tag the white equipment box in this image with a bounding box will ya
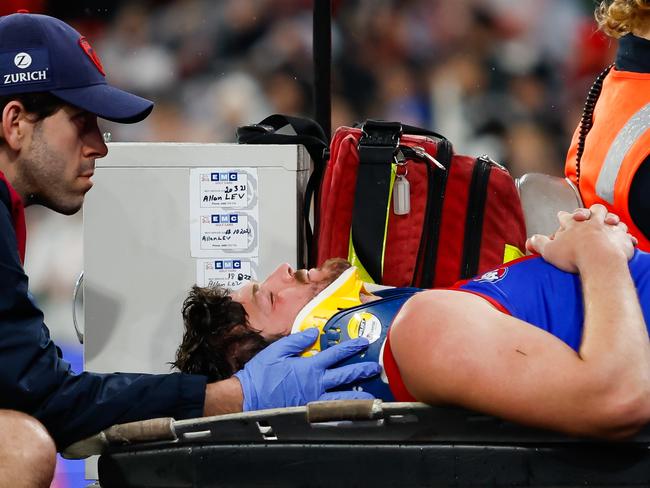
[82,143,310,375]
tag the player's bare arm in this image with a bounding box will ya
[390,204,650,439]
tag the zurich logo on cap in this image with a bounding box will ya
[1,47,50,86]
[14,52,32,69]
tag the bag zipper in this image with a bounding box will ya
[460,155,493,279]
[404,140,452,288]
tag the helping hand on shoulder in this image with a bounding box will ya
[525,204,638,273]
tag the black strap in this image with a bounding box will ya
[236,114,328,162]
[237,114,329,267]
[461,156,492,279]
[353,120,447,142]
[575,64,613,185]
[415,139,452,288]
[350,120,402,283]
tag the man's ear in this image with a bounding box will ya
[1,101,29,151]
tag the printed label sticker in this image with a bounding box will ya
[196,258,258,290]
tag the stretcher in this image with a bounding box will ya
[64,400,650,487]
[71,171,593,487]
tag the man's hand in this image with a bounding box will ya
[526,204,637,273]
[233,328,381,411]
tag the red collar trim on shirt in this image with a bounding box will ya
[383,329,417,402]
[0,171,26,264]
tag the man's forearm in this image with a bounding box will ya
[203,377,243,417]
[577,250,650,427]
[578,252,649,365]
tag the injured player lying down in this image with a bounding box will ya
[174,205,650,439]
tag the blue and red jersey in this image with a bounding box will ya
[455,251,650,352]
[327,251,650,401]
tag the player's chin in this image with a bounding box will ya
[51,193,86,215]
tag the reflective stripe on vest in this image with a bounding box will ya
[595,103,650,204]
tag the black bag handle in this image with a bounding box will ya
[237,114,329,268]
[351,120,450,284]
[350,120,402,283]
[354,119,448,142]
[236,114,328,163]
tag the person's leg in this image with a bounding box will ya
[0,410,56,488]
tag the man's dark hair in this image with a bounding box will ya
[0,93,66,144]
[172,285,269,381]
[0,92,66,121]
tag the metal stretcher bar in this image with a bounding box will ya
[64,400,650,487]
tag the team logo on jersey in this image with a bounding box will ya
[474,267,508,283]
[79,36,105,75]
[347,312,382,344]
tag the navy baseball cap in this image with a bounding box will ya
[0,12,153,123]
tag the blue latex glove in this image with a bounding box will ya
[234,328,381,411]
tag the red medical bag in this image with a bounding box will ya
[316,120,526,288]
[237,116,526,288]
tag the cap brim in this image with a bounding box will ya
[51,83,153,123]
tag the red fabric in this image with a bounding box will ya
[0,171,26,264]
[434,153,473,284]
[317,126,526,288]
[382,329,417,402]
[322,132,360,261]
[383,134,435,286]
[477,165,527,275]
[0,1,45,15]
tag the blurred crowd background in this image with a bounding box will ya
[0,1,615,486]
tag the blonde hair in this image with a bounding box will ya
[596,0,650,38]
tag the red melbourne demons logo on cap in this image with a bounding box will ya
[474,267,508,283]
[79,36,105,76]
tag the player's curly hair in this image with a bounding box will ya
[596,0,650,38]
[172,285,269,381]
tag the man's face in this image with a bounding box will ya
[17,104,108,215]
[231,259,350,340]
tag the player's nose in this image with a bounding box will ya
[267,263,295,284]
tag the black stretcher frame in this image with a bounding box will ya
[96,402,650,487]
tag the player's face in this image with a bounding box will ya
[17,104,108,215]
[231,259,350,340]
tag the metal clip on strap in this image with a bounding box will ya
[357,120,403,164]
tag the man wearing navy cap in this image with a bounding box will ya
[0,12,379,487]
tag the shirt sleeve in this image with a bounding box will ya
[0,195,207,449]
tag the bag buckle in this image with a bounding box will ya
[358,120,403,165]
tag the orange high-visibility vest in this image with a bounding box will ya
[566,68,650,250]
